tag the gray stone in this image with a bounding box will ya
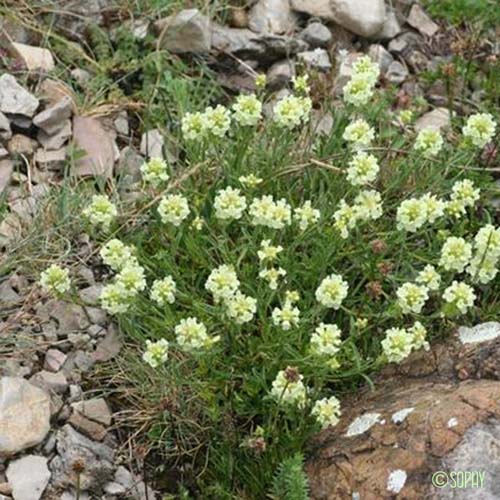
[0,159,13,195]
[78,284,104,306]
[415,108,451,133]
[0,74,39,117]
[104,481,126,495]
[374,9,401,40]
[10,42,55,72]
[311,111,333,136]
[114,111,129,136]
[291,0,386,37]
[407,4,439,38]
[0,377,50,457]
[140,129,164,159]
[44,348,67,372]
[70,68,91,86]
[71,116,116,178]
[155,9,211,53]
[0,112,11,141]
[297,48,331,72]
[68,411,107,441]
[388,32,423,54]
[37,120,72,151]
[92,325,122,363]
[248,0,296,35]
[6,455,50,500]
[7,134,38,156]
[33,96,72,135]
[368,44,394,73]
[30,370,68,394]
[299,22,332,48]
[50,425,114,491]
[34,147,66,170]
[266,59,295,90]
[405,50,429,73]
[116,146,143,184]
[385,60,409,84]
[72,398,112,426]
[440,421,500,499]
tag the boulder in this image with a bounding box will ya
[307,325,500,499]
[155,9,211,53]
[0,377,50,457]
[0,74,39,117]
[248,0,297,35]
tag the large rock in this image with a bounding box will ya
[306,326,500,498]
[0,74,39,117]
[6,455,50,500]
[155,9,211,53]
[291,0,386,37]
[50,424,114,491]
[0,377,50,457]
[248,0,297,35]
[71,116,117,178]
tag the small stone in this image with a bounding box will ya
[406,50,429,72]
[38,120,72,151]
[114,111,129,136]
[10,43,55,72]
[248,0,296,35]
[33,96,72,135]
[374,10,401,40]
[6,455,50,500]
[140,129,164,159]
[311,111,333,136]
[297,48,331,72]
[155,9,211,53]
[72,398,112,426]
[73,350,95,372]
[44,349,67,372]
[407,4,439,38]
[104,482,126,495]
[415,108,451,132]
[0,74,39,117]
[71,116,117,178]
[266,60,295,90]
[36,79,76,109]
[7,134,38,155]
[92,325,122,363]
[30,370,68,394]
[70,68,91,87]
[78,284,104,306]
[368,44,394,73]
[68,412,107,441]
[385,60,409,84]
[116,146,143,184]
[0,112,12,141]
[0,377,50,457]
[299,22,332,48]
[34,147,66,170]
[0,159,13,195]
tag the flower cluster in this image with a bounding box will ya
[312,396,341,429]
[181,104,232,141]
[205,265,240,304]
[158,194,190,226]
[249,195,292,229]
[100,239,134,271]
[439,236,472,273]
[214,186,247,221]
[273,95,312,129]
[343,56,380,107]
[316,274,349,309]
[396,282,429,314]
[414,128,443,158]
[343,118,375,149]
[232,94,262,126]
[466,224,500,284]
[141,157,169,186]
[396,193,446,232]
[272,300,300,330]
[175,317,219,351]
[346,151,379,186]
[381,321,429,363]
[294,200,320,231]
[310,323,342,358]
[83,195,117,231]
[40,264,71,295]
[151,276,177,306]
[443,281,476,314]
[462,113,496,148]
[270,367,307,407]
[142,339,169,368]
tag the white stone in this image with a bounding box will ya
[10,43,55,72]
[387,469,407,494]
[391,407,414,424]
[0,377,50,457]
[414,107,451,132]
[447,417,458,428]
[0,74,39,117]
[458,322,500,345]
[248,0,296,34]
[345,412,381,437]
[6,455,50,500]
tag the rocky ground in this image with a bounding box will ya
[0,0,499,499]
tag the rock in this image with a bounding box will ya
[113,111,129,137]
[155,9,211,53]
[72,398,112,426]
[306,334,500,498]
[50,424,114,491]
[37,79,76,110]
[311,111,333,136]
[6,455,50,500]
[30,370,68,394]
[70,68,91,87]
[10,42,55,72]
[368,44,394,73]
[113,467,156,500]
[92,325,122,363]
[299,22,332,49]
[385,60,408,84]
[38,119,72,150]
[248,0,296,35]
[38,300,90,333]
[211,25,307,64]
[405,50,429,73]
[266,60,295,90]
[33,96,72,135]
[7,134,38,156]
[458,322,500,345]
[374,9,401,40]
[71,116,116,178]
[407,4,439,38]
[0,112,11,141]
[104,481,126,495]
[297,48,332,72]
[0,213,22,247]
[140,129,164,159]
[34,148,67,170]
[0,74,39,117]
[44,349,67,372]
[388,31,423,54]
[0,159,13,195]
[68,412,107,441]
[415,107,451,133]
[0,377,50,457]
[291,0,386,37]
[116,146,144,184]
[78,284,104,306]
